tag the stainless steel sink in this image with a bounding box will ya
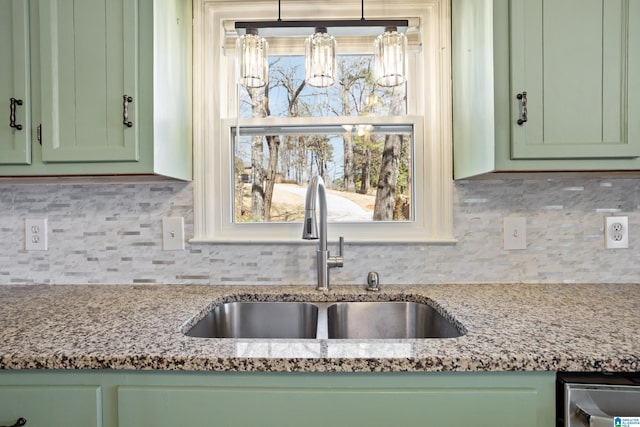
[185,300,463,339]
[327,301,463,339]
[185,302,319,338]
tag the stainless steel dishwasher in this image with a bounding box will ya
[557,373,640,427]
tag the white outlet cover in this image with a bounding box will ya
[605,216,629,249]
[162,217,185,251]
[503,217,527,250]
[25,218,48,251]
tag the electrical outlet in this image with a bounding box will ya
[503,217,527,250]
[605,216,628,249]
[25,218,48,251]
[162,217,185,250]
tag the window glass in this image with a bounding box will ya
[232,124,413,222]
[239,55,406,119]
[235,52,412,223]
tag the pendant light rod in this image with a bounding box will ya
[237,0,407,32]
[235,19,408,31]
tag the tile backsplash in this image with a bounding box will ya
[1,174,639,285]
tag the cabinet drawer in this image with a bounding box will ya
[0,385,102,427]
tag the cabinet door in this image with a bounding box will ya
[118,386,539,427]
[510,0,640,159]
[39,0,139,163]
[0,385,102,427]
[0,0,31,165]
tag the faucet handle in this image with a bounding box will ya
[328,236,344,268]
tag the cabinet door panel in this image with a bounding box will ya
[118,386,538,427]
[0,385,101,427]
[510,0,639,159]
[39,0,139,163]
[0,0,31,165]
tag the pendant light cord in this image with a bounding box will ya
[279,0,365,21]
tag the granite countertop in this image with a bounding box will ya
[0,283,638,373]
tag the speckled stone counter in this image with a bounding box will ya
[0,283,638,372]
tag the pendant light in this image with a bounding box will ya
[237,28,269,89]
[235,1,409,89]
[305,27,337,88]
[374,26,407,87]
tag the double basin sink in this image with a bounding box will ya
[185,301,464,340]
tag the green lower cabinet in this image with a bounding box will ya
[0,385,102,427]
[118,385,539,427]
[0,370,556,427]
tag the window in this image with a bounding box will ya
[192,0,454,243]
[232,121,416,223]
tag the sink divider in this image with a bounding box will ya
[314,302,330,340]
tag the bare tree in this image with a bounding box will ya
[359,146,371,194]
[234,157,245,221]
[338,59,370,192]
[373,134,402,220]
[244,59,307,221]
[373,88,406,220]
[263,135,280,220]
[246,87,269,220]
[271,65,308,186]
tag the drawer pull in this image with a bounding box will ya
[123,95,133,127]
[1,417,27,427]
[516,91,528,125]
[9,97,23,131]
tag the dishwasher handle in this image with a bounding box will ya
[576,404,610,427]
[576,404,640,427]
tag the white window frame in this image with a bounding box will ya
[192,0,454,243]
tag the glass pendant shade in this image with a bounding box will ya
[237,28,269,89]
[374,26,407,87]
[305,27,337,88]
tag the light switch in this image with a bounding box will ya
[503,217,526,250]
[162,217,185,251]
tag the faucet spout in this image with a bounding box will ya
[302,175,344,291]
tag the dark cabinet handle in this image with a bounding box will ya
[9,98,23,131]
[1,417,27,427]
[123,95,133,127]
[516,91,527,125]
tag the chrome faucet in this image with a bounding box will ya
[302,175,344,291]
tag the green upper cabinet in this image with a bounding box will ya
[510,0,639,159]
[0,0,31,165]
[453,0,640,178]
[0,0,192,180]
[39,0,139,163]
